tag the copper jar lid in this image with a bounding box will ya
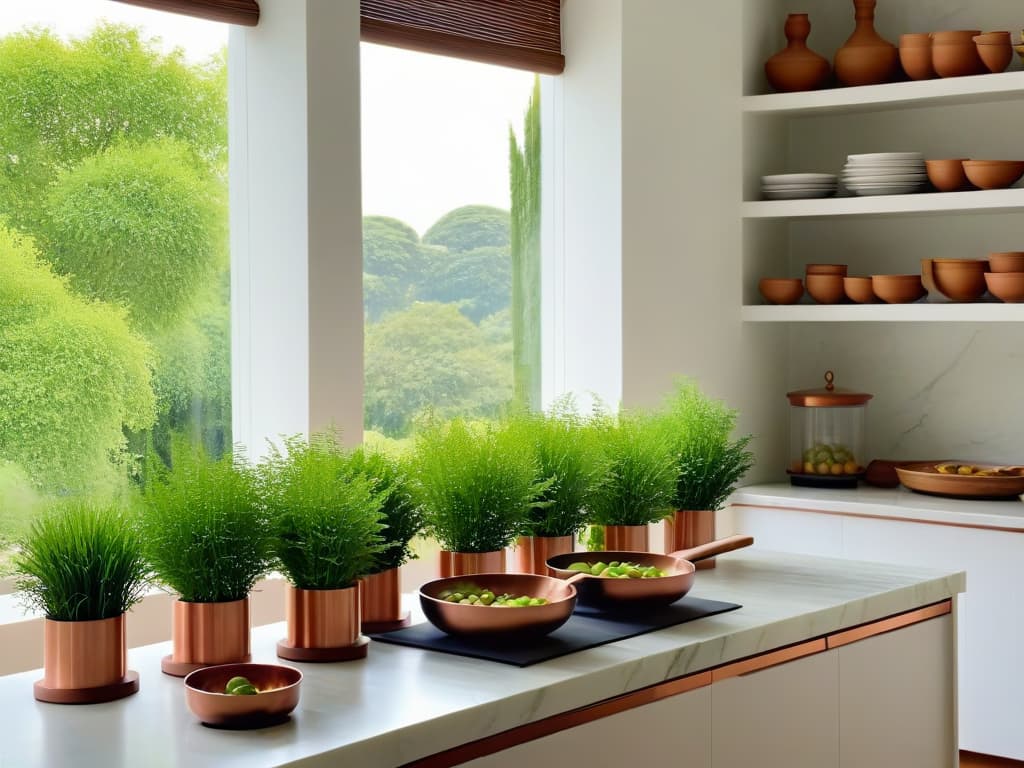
[787,370,873,407]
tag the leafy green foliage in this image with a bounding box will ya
[655,380,756,511]
[14,502,149,621]
[423,205,510,253]
[140,438,271,603]
[420,245,511,323]
[411,418,544,553]
[260,435,386,590]
[0,227,156,493]
[363,216,429,321]
[586,410,678,527]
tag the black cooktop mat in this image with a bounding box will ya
[367,596,741,667]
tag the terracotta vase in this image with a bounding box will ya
[34,615,139,704]
[664,510,717,570]
[602,525,649,552]
[514,535,574,576]
[764,14,831,93]
[161,597,251,677]
[277,585,368,661]
[834,0,897,87]
[439,549,506,578]
[360,568,411,633]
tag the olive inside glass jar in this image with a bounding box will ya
[786,370,872,488]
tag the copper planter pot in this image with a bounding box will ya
[277,585,368,662]
[161,597,251,677]
[35,615,139,704]
[664,510,717,570]
[439,549,506,578]
[360,568,411,633]
[514,535,574,575]
[603,525,649,552]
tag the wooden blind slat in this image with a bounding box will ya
[361,0,563,74]
[110,0,260,27]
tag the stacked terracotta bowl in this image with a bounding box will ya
[805,264,846,304]
[900,30,1014,80]
[925,159,1024,192]
[985,252,1024,303]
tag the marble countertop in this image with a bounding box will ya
[733,483,1024,530]
[0,550,964,768]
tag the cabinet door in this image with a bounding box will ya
[461,685,711,768]
[838,614,956,768]
[711,649,839,768]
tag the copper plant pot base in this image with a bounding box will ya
[514,535,574,575]
[361,613,412,634]
[276,634,369,662]
[162,653,252,678]
[34,670,139,705]
[603,525,649,552]
[665,511,717,570]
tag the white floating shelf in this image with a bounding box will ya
[742,303,1024,322]
[742,188,1024,219]
[743,70,1024,116]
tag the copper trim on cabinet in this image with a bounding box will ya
[711,638,827,681]
[826,600,951,649]
[733,502,1024,534]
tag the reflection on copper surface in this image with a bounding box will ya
[184,663,301,728]
[664,510,717,569]
[439,549,506,578]
[603,525,649,552]
[712,638,827,681]
[42,615,126,690]
[360,568,402,624]
[286,585,360,648]
[513,535,573,575]
[171,597,250,665]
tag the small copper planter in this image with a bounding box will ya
[664,510,717,569]
[360,568,411,633]
[603,525,649,552]
[514,535,574,575]
[439,549,506,578]
[161,597,251,677]
[35,615,139,704]
[277,585,369,662]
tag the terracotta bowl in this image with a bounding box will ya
[872,274,926,304]
[974,41,1013,74]
[843,276,876,304]
[932,42,986,78]
[899,45,935,80]
[759,278,804,305]
[930,30,982,44]
[925,159,972,192]
[988,252,1024,273]
[962,161,1024,190]
[805,274,845,304]
[973,31,1011,45]
[931,259,988,302]
[984,272,1024,303]
[805,264,848,276]
[184,663,302,729]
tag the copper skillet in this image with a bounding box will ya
[546,534,754,612]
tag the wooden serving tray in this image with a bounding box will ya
[895,462,1024,500]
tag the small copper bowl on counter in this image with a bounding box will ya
[184,663,302,729]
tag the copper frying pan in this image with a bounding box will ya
[546,534,754,611]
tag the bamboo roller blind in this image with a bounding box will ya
[110,0,259,27]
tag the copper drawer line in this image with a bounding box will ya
[732,502,1024,534]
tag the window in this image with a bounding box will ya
[0,2,229,556]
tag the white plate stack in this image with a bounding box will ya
[841,152,927,196]
[761,173,838,200]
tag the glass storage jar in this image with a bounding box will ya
[787,370,872,488]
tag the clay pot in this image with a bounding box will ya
[872,274,926,304]
[765,14,832,93]
[931,30,982,44]
[439,549,506,577]
[360,567,411,633]
[988,252,1024,273]
[664,511,717,570]
[843,277,877,303]
[603,524,649,552]
[973,31,1011,45]
[984,272,1024,303]
[758,277,804,305]
[931,259,988,302]
[162,597,251,677]
[920,259,938,295]
[834,0,898,87]
[34,615,139,704]
[899,34,934,80]
[278,585,369,661]
[806,263,848,276]
[925,159,972,192]
[806,274,846,304]
[932,40,985,78]
[513,535,574,576]
[962,160,1024,190]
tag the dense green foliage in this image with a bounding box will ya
[261,435,386,590]
[140,439,272,603]
[420,245,511,324]
[0,227,156,493]
[14,502,149,621]
[655,380,756,511]
[411,418,545,553]
[423,205,510,253]
[363,216,429,321]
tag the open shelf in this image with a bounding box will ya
[741,188,1024,220]
[742,71,1024,116]
[742,303,1024,322]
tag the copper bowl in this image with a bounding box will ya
[805,273,845,304]
[419,573,576,640]
[759,277,804,305]
[988,252,1024,273]
[984,272,1024,303]
[925,159,972,192]
[872,274,926,304]
[184,663,301,729]
[843,276,876,304]
[962,161,1024,190]
[931,259,988,301]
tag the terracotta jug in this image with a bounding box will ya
[765,14,831,92]
[834,0,897,86]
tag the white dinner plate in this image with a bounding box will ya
[762,173,837,184]
[846,185,924,196]
[762,189,837,200]
[846,152,924,162]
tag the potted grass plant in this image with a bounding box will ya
[504,403,605,575]
[346,448,424,632]
[140,438,272,676]
[586,408,678,552]
[655,380,755,566]
[411,417,545,577]
[15,502,148,703]
[261,433,386,661]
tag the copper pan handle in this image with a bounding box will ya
[563,572,591,586]
[669,534,754,564]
